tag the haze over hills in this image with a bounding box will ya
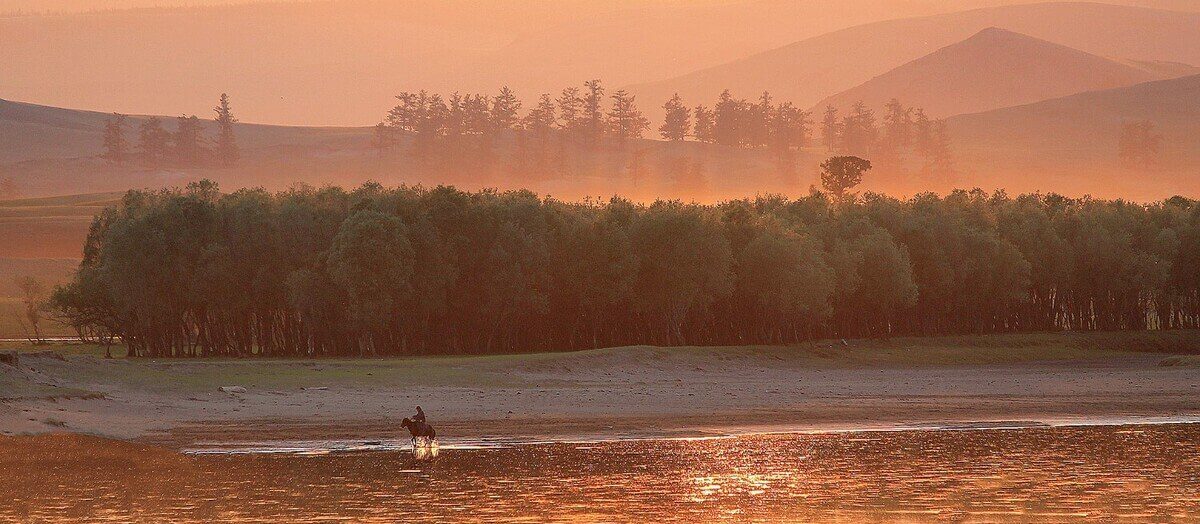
[947,73,1200,197]
[813,27,1198,117]
[629,2,1200,114]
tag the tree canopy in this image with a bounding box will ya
[51,182,1200,358]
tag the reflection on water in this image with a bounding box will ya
[3,424,1199,522]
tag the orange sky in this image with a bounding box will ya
[2,0,1198,125]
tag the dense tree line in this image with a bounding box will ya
[50,180,1200,358]
[374,81,651,180]
[102,93,240,169]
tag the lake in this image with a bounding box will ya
[3,423,1198,522]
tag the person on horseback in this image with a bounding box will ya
[413,406,426,424]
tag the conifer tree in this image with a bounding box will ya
[213,93,239,167]
[840,102,878,157]
[138,117,171,167]
[922,119,956,182]
[693,105,715,144]
[713,90,742,147]
[660,94,690,142]
[820,106,840,152]
[607,90,650,144]
[556,87,583,136]
[490,86,522,132]
[102,113,130,166]
[880,98,913,170]
[582,79,606,145]
[173,115,207,167]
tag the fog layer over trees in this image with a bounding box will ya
[50,181,1200,357]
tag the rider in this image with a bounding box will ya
[413,405,426,425]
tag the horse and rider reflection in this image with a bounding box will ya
[402,405,437,457]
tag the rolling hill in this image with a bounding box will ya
[812,27,1198,117]
[947,73,1200,197]
[629,2,1200,113]
[0,98,371,164]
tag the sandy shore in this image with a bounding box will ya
[2,335,1199,448]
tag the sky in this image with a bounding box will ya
[2,0,1198,125]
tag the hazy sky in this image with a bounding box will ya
[4,0,1200,15]
[3,0,1198,125]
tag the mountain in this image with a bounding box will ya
[629,2,1200,113]
[946,73,1200,198]
[812,28,1198,117]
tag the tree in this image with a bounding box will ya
[713,90,743,147]
[138,117,172,167]
[921,119,956,183]
[840,102,877,157]
[173,115,208,166]
[326,210,415,355]
[14,276,47,344]
[607,89,650,144]
[693,105,715,144]
[820,156,872,201]
[371,122,395,155]
[213,93,240,167]
[821,106,840,152]
[582,79,606,145]
[556,87,583,135]
[490,86,522,132]
[735,226,833,341]
[880,99,912,171]
[770,102,810,153]
[1118,120,1162,169]
[525,93,557,139]
[660,93,690,141]
[102,113,130,166]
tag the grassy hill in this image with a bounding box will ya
[813,28,1196,118]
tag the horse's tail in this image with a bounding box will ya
[430,427,436,441]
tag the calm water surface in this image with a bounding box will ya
[4,423,1199,522]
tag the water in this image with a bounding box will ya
[4,423,1199,522]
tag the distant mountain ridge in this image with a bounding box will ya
[812,27,1198,117]
[629,2,1200,113]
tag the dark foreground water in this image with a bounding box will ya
[3,423,1199,522]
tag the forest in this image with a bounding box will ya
[48,180,1200,358]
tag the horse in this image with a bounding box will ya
[401,417,437,447]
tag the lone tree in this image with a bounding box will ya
[102,113,130,166]
[213,93,240,167]
[820,156,872,201]
[660,93,690,141]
